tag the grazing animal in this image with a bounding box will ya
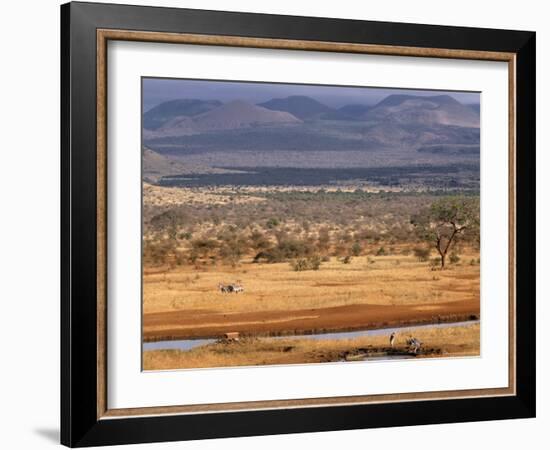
[390,332,396,348]
[231,284,244,293]
[218,283,233,294]
[406,336,422,354]
[218,282,244,294]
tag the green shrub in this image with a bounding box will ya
[265,218,280,229]
[351,242,362,256]
[413,247,431,262]
[430,257,441,269]
[291,258,310,272]
[308,255,322,270]
[291,255,322,271]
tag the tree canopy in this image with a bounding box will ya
[411,196,479,269]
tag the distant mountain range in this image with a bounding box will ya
[142,93,480,176]
[144,94,479,131]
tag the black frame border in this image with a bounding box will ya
[61,2,535,447]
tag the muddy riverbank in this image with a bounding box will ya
[143,299,480,342]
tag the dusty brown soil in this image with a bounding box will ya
[143,298,479,342]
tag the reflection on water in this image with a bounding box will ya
[143,320,479,352]
[144,338,215,351]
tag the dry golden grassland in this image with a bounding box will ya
[143,252,479,315]
[143,323,480,370]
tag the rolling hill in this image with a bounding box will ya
[143,100,302,138]
[322,104,372,120]
[192,100,301,131]
[143,99,222,130]
[363,94,480,128]
[258,95,333,119]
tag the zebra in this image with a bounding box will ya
[218,283,233,294]
[230,284,244,293]
[218,283,244,294]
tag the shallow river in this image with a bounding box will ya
[143,320,479,352]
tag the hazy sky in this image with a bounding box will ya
[143,77,480,112]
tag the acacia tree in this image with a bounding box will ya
[411,197,479,269]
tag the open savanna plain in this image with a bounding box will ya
[142,183,480,370]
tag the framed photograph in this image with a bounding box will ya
[61,1,536,447]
